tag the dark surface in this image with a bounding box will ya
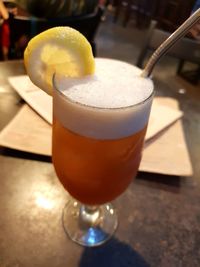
[0,55,200,267]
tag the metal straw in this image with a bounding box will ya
[141,8,200,78]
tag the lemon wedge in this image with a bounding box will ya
[24,27,95,95]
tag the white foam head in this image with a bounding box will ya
[53,58,154,139]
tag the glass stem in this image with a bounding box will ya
[79,205,101,229]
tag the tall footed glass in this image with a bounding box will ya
[52,58,154,247]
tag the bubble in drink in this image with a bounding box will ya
[52,58,153,205]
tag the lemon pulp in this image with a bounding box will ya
[24,27,95,95]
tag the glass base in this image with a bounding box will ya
[62,200,118,247]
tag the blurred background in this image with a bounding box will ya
[0,0,200,86]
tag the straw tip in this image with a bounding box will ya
[140,69,149,78]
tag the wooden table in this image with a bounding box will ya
[0,60,200,267]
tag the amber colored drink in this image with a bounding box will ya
[52,58,153,205]
[53,118,147,205]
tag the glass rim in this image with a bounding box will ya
[52,73,154,111]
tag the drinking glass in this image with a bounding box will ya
[52,58,154,247]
